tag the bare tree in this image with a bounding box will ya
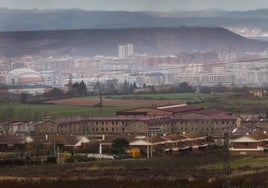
[0,108,15,135]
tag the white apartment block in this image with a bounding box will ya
[0,71,8,85]
[177,60,268,86]
[118,44,134,58]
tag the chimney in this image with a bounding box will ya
[99,143,102,154]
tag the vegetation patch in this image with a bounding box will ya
[200,156,268,170]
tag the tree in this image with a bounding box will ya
[132,81,137,89]
[178,82,194,92]
[200,86,212,94]
[94,80,103,107]
[213,83,226,93]
[72,82,80,96]
[20,93,30,103]
[71,81,88,96]
[112,138,129,154]
[78,80,87,96]
[105,80,117,94]
[45,88,64,97]
[122,80,129,94]
[0,108,15,135]
[150,85,155,93]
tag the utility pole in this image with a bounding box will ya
[223,131,230,188]
[99,88,103,107]
[147,130,149,159]
[96,78,103,107]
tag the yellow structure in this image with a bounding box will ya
[130,148,141,158]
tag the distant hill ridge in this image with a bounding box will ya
[0,27,267,57]
[1,8,268,31]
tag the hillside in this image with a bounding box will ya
[0,27,267,57]
[1,9,268,32]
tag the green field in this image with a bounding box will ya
[0,103,129,121]
[0,92,267,121]
[201,156,268,170]
[105,92,208,100]
[199,93,268,114]
[0,93,209,121]
[106,92,268,114]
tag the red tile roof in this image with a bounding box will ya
[181,132,206,139]
[55,116,136,124]
[156,105,204,114]
[42,135,90,146]
[171,110,237,120]
[0,135,32,146]
[147,136,168,144]
[100,134,137,144]
[247,133,268,141]
[164,134,187,141]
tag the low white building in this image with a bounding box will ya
[6,68,43,86]
[40,70,66,88]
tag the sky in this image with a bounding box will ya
[0,0,268,11]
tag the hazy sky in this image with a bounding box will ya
[0,0,267,11]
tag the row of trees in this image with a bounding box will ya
[43,80,196,98]
[44,81,87,98]
[20,79,267,102]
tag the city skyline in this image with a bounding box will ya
[0,0,268,11]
